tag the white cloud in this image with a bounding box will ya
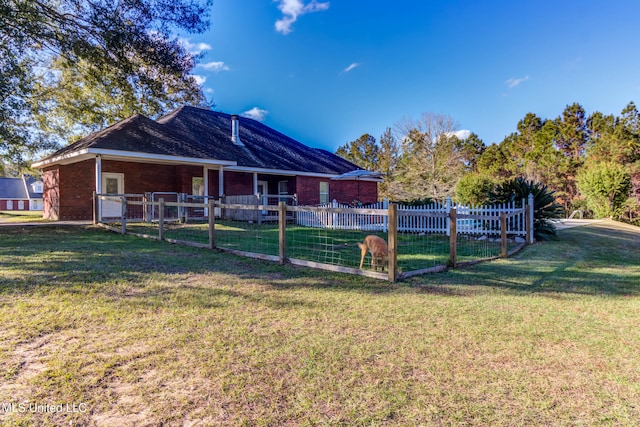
[274,0,330,35]
[445,130,472,140]
[505,75,529,88]
[192,75,207,85]
[453,129,471,140]
[241,107,269,122]
[205,88,215,94]
[200,61,230,72]
[343,62,359,73]
[179,37,212,55]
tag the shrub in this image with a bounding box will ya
[455,173,495,205]
[576,162,631,219]
[489,177,564,240]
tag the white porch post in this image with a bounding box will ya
[95,155,102,220]
[253,172,258,196]
[219,167,224,197]
[203,166,209,216]
[95,155,102,193]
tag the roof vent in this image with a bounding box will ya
[231,115,244,146]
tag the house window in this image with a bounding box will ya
[105,177,119,194]
[18,200,24,210]
[278,180,288,203]
[192,177,204,196]
[32,182,43,193]
[7,200,13,210]
[319,182,329,205]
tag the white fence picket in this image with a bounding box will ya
[295,198,528,236]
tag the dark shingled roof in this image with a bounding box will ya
[0,176,42,199]
[40,106,360,175]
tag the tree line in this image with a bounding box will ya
[335,102,640,225]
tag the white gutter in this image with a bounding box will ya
[32,149,90,168]
[32,148,237,168]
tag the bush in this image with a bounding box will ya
[489,177,564,240]
[394,197,435,206]
[576,162,631,219]
[455,173,495,205]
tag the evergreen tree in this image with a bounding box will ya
[377,128,399,200]
[335,134,379,172]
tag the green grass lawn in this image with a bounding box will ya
[125,220,513,273]
[0,210,46,223]
[0,220,639,425]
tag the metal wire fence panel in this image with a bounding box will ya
[214,219,280,256]
[287,226,380,269]
[183,195,212,221]
[396,232,450,274]
[456,233,524,264]
[150,192,179,221]
[94,193,534,281]
[163,220,210,246]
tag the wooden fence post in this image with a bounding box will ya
[387,203,398,282]
[208,199,215,249]
[121,196,126,235]
[500,212,507,257]
[158,198,164,241]
[144,192,150,223]
[279,201,287,264]
[449,207,457,268]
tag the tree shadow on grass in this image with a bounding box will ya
[410,221,640,297]
[1,222,638,303]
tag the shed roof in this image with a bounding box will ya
[0,176,42,199]
[0,177,27,199]
[36,107,360,175]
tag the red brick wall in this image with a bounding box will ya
[296,176,329,205]
[294,177,378,205]
[42,160,95,220]
[207,169,220,196]
[41,157,377,219]
[223,171,253,196]
[330,180,378,205]
[42,167,60,220]
[102,160,177,194]
[0,200,30,210]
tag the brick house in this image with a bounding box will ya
[0,175,44,211]
[32,106,379,220]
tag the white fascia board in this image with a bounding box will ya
[224,165,339,178]
[89,149,237,167]
[32,148,238,168]
[32,149,91,168]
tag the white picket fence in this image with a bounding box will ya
[296,197,531,237]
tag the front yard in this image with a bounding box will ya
[0,221,639,425]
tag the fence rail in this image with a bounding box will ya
[94,193,534,282]
[295,197,528,236]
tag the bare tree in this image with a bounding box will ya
[393,113,464,200]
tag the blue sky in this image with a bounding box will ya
[183,0,640,152]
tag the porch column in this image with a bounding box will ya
[95,155,102,193]
[253,172,258,196]
[219,167,224,197]
[203,166,209,216]
[95,155,102,221]
[203,166,209,197]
